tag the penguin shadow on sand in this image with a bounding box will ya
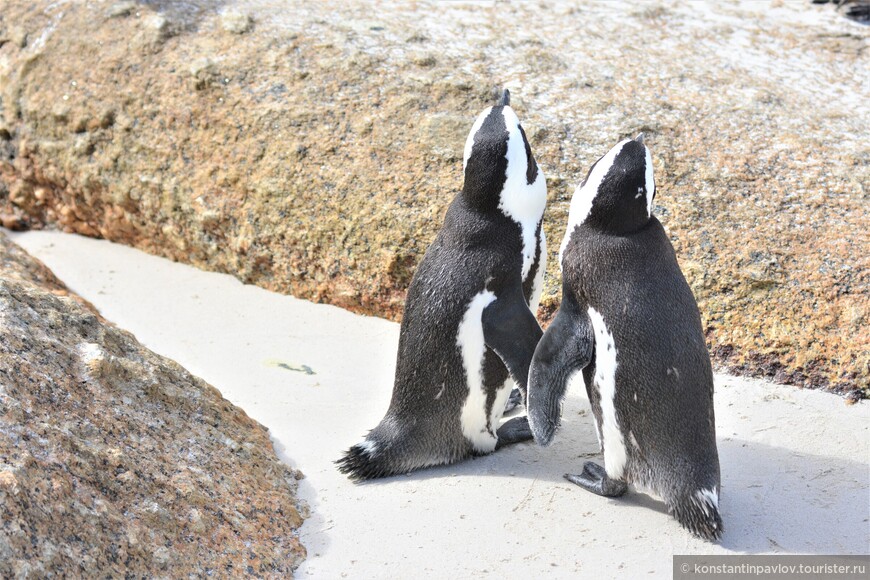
[392,401,596,485]
[599,434,867,553]
[354,390,599,486]
[369,391,868,553]
[713,436,868,553]
[571,427,869,553]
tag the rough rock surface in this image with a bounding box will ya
[0,1,866,397]
[0,233,306,576]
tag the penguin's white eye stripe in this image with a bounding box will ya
[644,146,655,217]
[497,106,547,282]
[558,139,632,267]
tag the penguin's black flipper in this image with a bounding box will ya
[482,288,543,397]
[527,288,593,446]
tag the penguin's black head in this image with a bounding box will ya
[567,135,655,235]
[460,90,545,217]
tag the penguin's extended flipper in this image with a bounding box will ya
[481,288,543,396]
[527,288,593,446]
[565,461,627,497]
[494,416,533,449]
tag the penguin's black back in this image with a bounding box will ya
[338,97,547,480]
[565,217,718,490]
[391,195,523,414]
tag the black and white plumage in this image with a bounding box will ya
[527,135,723,541]
[337,90,547,481]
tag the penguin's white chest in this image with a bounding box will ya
[499,174,546,282]
[456,290,512,453]
[587,306,628,478]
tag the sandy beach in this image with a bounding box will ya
[9,229,868,577]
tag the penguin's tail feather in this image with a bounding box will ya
[336,440,396,481]
[670,487,724,541]
[336,419,415,481]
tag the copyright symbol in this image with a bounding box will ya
[681,563,690,573]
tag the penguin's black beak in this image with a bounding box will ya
[498,88,511,107]
[634,133,645,145]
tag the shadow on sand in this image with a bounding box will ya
[358,395,868,554]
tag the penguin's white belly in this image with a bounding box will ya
[456,290,509,453]
[587,306,628,478]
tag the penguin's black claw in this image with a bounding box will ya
[495,416,533,450]
[564,462,628,497]
[503,387,524,414]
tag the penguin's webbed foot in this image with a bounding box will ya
[495,416,533,450]
[565,461,627,497]
[503,387,523,414]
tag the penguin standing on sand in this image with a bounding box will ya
[527,135,723,540]
[337,90,548,480]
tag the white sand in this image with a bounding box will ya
[9,230,869,577]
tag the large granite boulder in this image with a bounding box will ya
[0,1,866,396]
[0,233,306,576]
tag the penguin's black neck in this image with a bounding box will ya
[584,202,651,235]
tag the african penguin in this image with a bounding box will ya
[527,134,723,540]
[337,89,548,480]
